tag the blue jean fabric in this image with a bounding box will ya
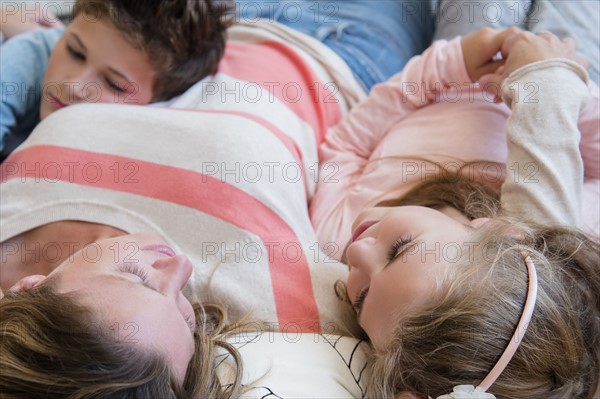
[235,0,437,91]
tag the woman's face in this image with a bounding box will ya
[12,233,196,382]
[346,206,486,348]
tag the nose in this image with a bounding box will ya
[346,236,382,277]
[152,255,193,295]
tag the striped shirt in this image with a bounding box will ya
[0,21,366,333]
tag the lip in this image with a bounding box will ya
[351,221,377,242]
[142,244,176,257]
[49,95,67,110]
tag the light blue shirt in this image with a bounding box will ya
[1,28,63,157]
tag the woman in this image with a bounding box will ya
[0,0,436,396]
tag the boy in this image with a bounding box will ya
[0,0,232,158]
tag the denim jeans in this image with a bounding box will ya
[235,0,437,91]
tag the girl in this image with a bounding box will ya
[311,25,600,399]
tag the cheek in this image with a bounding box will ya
[128,89,153,105]
[110,84,154,106]
[44,44,70,85]
[126,65,155,105]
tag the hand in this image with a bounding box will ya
[0,6,64,39]
[461,27,521,82]
[479,31,589,102]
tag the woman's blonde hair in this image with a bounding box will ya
[366,177,600,399]
[0,283,244,398]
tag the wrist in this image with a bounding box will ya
[500,58,589,108]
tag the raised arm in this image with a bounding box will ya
[481,31,596,232]
[310,38,467,252]
[310,28,516,252]
[578,82,600,236]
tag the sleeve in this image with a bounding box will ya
[499,59,595,233]
[577,81,600,236]
[310,37,471,253]
[0,28,63,153]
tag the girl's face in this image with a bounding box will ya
[346,206,487,348]
[40,14,155,119]
[10,233,195,383]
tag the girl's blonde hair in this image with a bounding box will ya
[0,283,245,398]
[366,176,600,399]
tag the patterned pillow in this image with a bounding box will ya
[218,332,370,398]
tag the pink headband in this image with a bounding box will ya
[436,254,539,399]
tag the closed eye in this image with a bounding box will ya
[66,44,85,61]
[387,235,414,262]
[119,263,149,282]
[106,78,126,93]
[185,314,196,332]
[118,264,195,333]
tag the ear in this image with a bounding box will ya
[8,275,47,293]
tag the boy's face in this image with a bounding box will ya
[40,14,156,119]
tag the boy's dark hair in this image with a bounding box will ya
[73,0,234,101]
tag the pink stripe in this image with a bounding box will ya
[219,41,342,143]
[2,146,321,332]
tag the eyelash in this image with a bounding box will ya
[120,264,195,332]
[66,44,85,61]
[186,315,195,332]
[387,235,414,262]
[352,288,369,314]
[106,79,126,93]
[120,263,149,282]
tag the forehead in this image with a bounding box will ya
[68,14,141,50]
